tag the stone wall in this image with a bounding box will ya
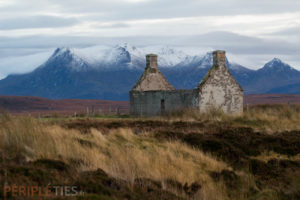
[132,54,174,91]
[198,52,243,114]
[130,90,198,116]
[129,50,244,116]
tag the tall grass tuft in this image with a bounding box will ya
[164,104,300,131]
[0,113,255,199]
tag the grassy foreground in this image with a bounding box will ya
[0,105,300,199]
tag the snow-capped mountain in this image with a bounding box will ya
[44,47,90,71]
[45,44,196,71]
[243,58,300,94]
[258,58,298,74]
[0,44,299,100]
[263,58,294,69]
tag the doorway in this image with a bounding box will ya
[161,99,165,115]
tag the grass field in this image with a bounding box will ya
[0,105,300,199]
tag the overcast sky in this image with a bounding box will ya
[0,0,300,78]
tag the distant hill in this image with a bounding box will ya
[0,95,128,115]
[245,94,300,105]
[1,95,299,115]
[0,44,300,100]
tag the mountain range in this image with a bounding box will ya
[0,43,299,100]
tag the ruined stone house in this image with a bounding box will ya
[130,50,243,116]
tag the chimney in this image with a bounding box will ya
[146,54,158,69]
[213,50,226,66]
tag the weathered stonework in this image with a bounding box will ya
[130,90,199,116]
[132,54,174,91]
[130,51,243,116]
[197,51,243,114]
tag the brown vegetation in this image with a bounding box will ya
[0,95,129,116]
[1,105,300,199]
[245,94,300,105]
[1,94,300,117]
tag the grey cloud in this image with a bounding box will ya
[44,0,300,21]
[271,25,300,36]
[96,22,130,29]
[0,0,299,71]
[0,48,52,59]
[2,0,300,23]
[0,31,300,70]
[0,15,79,30]
[0,31,299,54]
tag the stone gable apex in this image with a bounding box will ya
[131,54,175,91]
[197,50,243,91]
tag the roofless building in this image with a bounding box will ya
[130,50,243,116]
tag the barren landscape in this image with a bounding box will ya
[1,0,300,199]
[1,94,300,116]
[0,95,129,115]
[1,105,299,199]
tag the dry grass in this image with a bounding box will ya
[0,113,254,200]
[2,105,297,199]
[165,104,300,132]
[240,104,300,131]
[250,151,300,163]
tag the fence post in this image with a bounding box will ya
[293,104,296,112]
[117,107,120,116]
[92,106,95,117]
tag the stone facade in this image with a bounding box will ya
[132,54,174,91]
[197,51,244,114]
[130,50,243,116]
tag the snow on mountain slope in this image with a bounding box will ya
[1,43,300,100]
[141,45,191,67]
[73,44,143,68]
[55,44,205,70]
[261,58,296,71]
[45,47,91,72]
[0,43,259,78]
[0,44,200,76]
